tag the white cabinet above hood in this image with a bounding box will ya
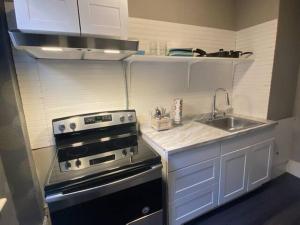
[13,0,129,39]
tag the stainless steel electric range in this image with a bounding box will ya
[45,110,163,225]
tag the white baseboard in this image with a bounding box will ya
[287,160,300,178]
[272,162,288,179]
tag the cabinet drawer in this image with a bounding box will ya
[169,143,220,172]
[169,184,218,225]
[169,158,220,201]
[221,127,274,155]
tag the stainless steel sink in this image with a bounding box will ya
[197,116,264,132]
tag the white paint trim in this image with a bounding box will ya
[42,216,48,225]
[0,198,7,213]
[287,160,300,178]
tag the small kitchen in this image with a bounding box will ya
[1,0,300,225]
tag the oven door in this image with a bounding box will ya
[47,164,163,225]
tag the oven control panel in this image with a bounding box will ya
[59,147,137,172]
[52,110,137,135]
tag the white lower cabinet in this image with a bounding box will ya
[219,147,249,204]
[164,128,275,225]
[219,138,274,205]
[167,156,220,225]
[169,184,218,225]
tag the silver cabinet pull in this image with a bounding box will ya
[0,198,7,213]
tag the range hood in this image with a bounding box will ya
[8,31,139,61]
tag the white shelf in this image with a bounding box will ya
[125,55,255,64]
[124,55,255,90]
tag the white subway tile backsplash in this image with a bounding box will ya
[15,57,127,149]
[13,18,277,149]
[233,20,278,119]
[128,61,235,122]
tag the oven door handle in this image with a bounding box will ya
[46,164,162,204]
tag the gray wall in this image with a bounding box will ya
[128,0,280,31]
[128,0,236,30]
[235,0,279,30]
[267,0,300,120]
[5,0,282,32]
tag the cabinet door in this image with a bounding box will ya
[219,148,249,205]
[247,139,274,191]
[14,0,80,34]
[78,0,128,38]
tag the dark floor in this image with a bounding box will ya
[187,173,300,225]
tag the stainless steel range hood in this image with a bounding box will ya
[8,31,139,61]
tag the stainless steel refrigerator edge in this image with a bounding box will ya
[0,0,44,224]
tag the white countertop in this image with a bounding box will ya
[140,115,277,155]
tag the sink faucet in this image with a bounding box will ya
[211,88,231,120]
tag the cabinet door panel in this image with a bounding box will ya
[78,0,128,38]
[14,0,80,34]
[248,139,274,191]
[169,143,220,172]
[219,148,249,205]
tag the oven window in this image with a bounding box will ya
[50,179,162,225]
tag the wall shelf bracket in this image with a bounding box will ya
[187,61,199,89]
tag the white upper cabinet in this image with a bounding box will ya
[77,0,128,39]
[13,0,128,38]
[14,0,80,34]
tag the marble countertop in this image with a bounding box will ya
[140,114,277,155]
